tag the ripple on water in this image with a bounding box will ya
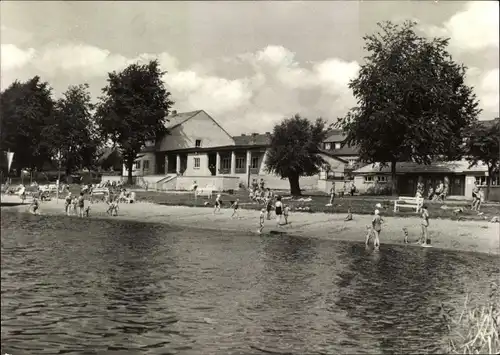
[1,211,499,355]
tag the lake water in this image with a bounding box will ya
[1,211,499,355]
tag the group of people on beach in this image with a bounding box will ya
[364,203,431,251]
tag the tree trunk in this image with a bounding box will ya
[391,160,398,196]
[288,174,301,196]
[486,167,493,201]
[127,159,134,185]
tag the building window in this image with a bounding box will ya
[134,161,141,169]
[236,157,246,169]
[377,175,387,182]
[221,157,231,170]
[194,157,200,169]
[365,175,374,182]
[143,160,150,170]
[475,176,488,186]
[324,143,332,150]
[335,143,341,150]
[251,156,259,169]
[195,139,202,147]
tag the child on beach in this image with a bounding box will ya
[106,197,119,216]
[345,207,353,221]
[230,199,240,218]
[213,194,222,214]
[266,197,273,220]
[29,197,40,215]
[72,196,78,216]
[65,192,72,215]
[420,204,430,246]
[258,208,266,234]
[369,209,383,251]
[283,204,290,224]
[78,192,85,218]
[275,196,284,228]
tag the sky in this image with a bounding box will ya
[1,1,498,135]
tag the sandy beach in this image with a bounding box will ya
[2,195,499,256]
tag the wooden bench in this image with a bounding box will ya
[196,185,217,198]
[90,188,109,203]
[393,196,424,213]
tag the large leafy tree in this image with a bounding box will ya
[464,118,500,199]
[95,60,174,184]
[336,21,481,195]
[265,114,328,196]
[47,84,102,176]
[0,76,55,173]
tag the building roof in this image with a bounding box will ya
[165,110,202,129]
[354,160,488,175]
[318,150,348,164]
[324,129,346,143]
[232,133,271,146]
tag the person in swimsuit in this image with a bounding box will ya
[29,197,40,215]
[371,209,383,250]
[471,181,479,210]
[275,196,284,227]
[78,192,85,218]
[213,194,222,214]
[65,192,72,215]
[231,199,240,218]
[258,208,266,234]
[420,204,430,245]
[72,196,78,215]
[345,207,353,221]
[329,185,335,205]
[266,197,273,220]
[283,204,290,224]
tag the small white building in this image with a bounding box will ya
[119,110,347,191]
[352,160,495,198]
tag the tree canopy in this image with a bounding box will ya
[265,114,329,195]
[464,118,500,197]
[336,21,481,194]
[47,84,102,175]
[95,59,174,184]
[0,76,55,173]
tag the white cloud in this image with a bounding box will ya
[0,44,35,71]
[1,40,497,133]
[423,2,499,52]
[478,69,499,115]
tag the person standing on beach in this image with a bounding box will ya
[420,204,430,245]
[258,208,266,234]
[230,199,240,218]
[65,192,72,216]
[371,209,382,251]
[213,194,222,214]
[283,204,290,224]
[275,196,284,227]
[329,185,335,205]
[78,192,85,218]
[266,197,273,220]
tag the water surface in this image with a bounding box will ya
[1,211,498,354]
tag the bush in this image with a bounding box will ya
[363,183,392,196]
[442,283,499,354]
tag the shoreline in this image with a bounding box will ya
[2,197,499,256]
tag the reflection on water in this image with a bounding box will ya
[1,211,498,354]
